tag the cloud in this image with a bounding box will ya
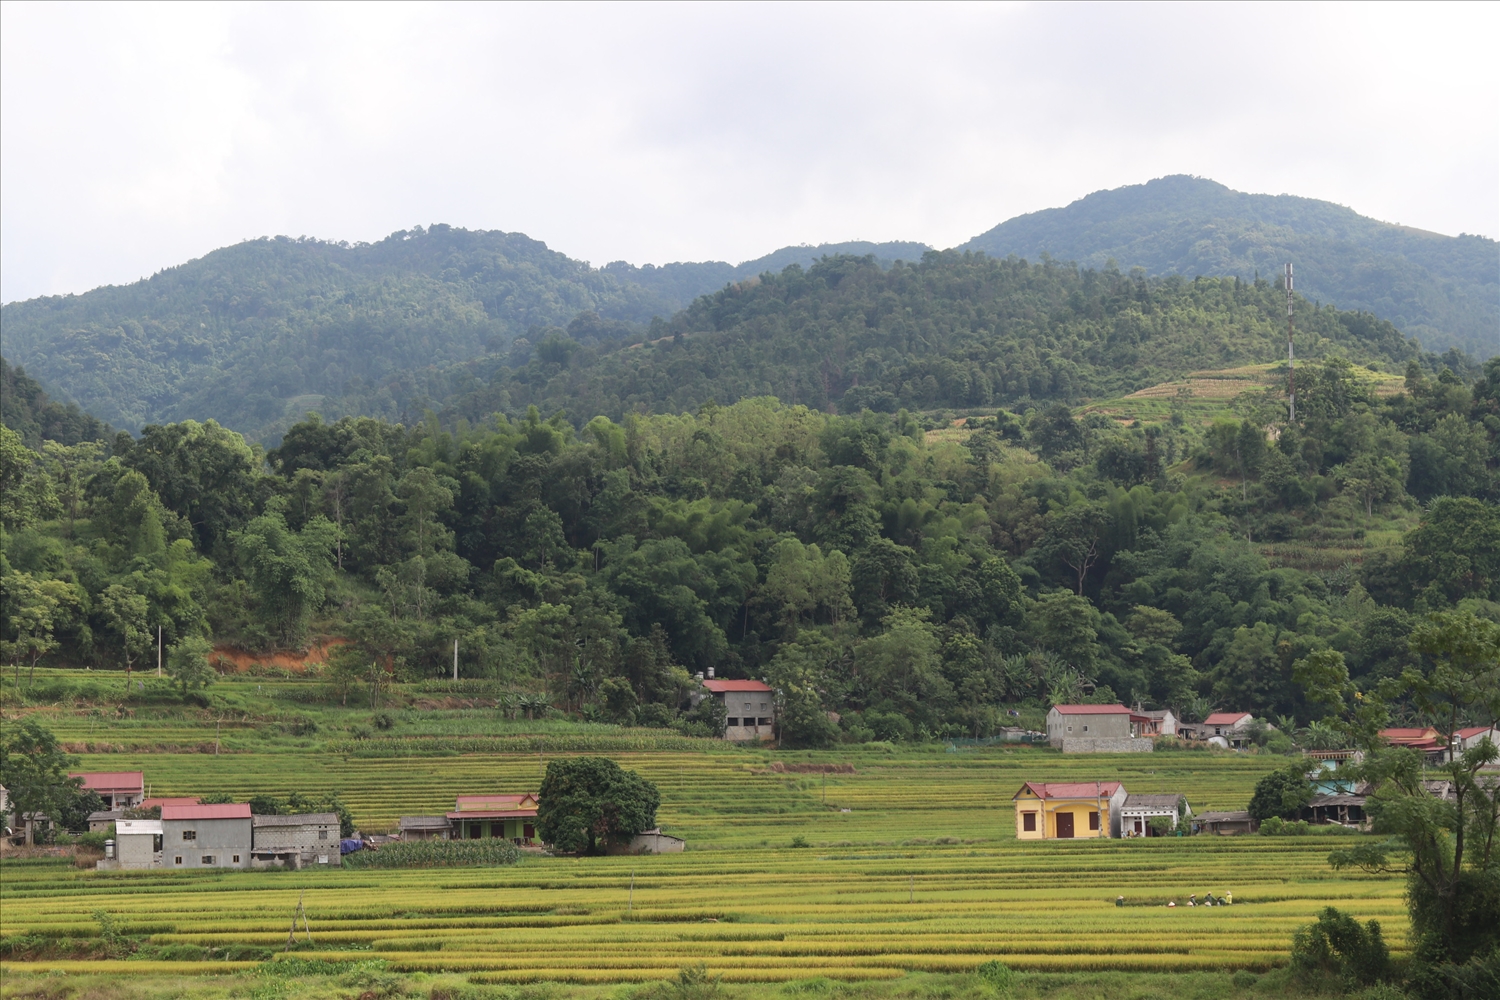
[2,0,1495,302]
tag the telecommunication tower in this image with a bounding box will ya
[1285,263,1296,422]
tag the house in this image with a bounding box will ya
[1012,781,1127,839]
[88,810,123,834]
[606,828,686,855]
[71,772,145,810]
[250,812,340,869]
[1193,810,1258,835]
[1045,705,1153,753]
[1136,709,1178,737]
[1119,793,1190,836]
[1304,792,1368,828]
[161,803,252,869]
[694,669,775,741]
[1380,727,1448,761]
[398,815,455,841]
[110,818,162,869]
[448,793,539,845]
[1455,727,1497,753]
[1191,712,1260,747]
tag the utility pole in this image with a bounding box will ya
[453,638,459,682]
[1285,263,1296,423]
[157,626,163,677]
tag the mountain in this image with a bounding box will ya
[444,251,1435,424]
[961,175,1498,359]
[0,356,111,448]
[0,228,928,441]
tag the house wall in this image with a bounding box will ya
[719,692,775,741]
[1013,797,1119,840]
[163,818,251,869]
[116,832,159,868]
[1047,712,1130,746]
[253,822,337,854]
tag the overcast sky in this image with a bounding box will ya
[3,1,1496,304]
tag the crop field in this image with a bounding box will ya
[1,838,1404,983]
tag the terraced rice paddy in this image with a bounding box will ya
[1,838,1403,982]
[1,745,1406,988]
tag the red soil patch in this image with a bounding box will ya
[211,638,346,675]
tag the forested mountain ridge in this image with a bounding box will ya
[962,175,1498,359]
[445,251,1445,425]
[0,228,930,441]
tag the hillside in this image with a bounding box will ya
[446,251,1436,423]
[961,175,1498,359]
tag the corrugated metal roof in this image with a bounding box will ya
[1049,704,1130,715]
[399,815,452,829]
[1013,781,1122,800]
[1122,794,1185,809]
[252,812,339,827]
[162,803,251,820]
[1195,811,1253,822]
[454,794,537,812]
[117,819,162,835]
[71,771,144,791]
[702,679,773,693]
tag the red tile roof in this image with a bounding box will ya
[142,797,200,809]
[1202,712,1252,725]
[703,679,773,693]
[161,803,251,820]
[1456,726,1495,738]
[1013,781,1122,800]
[1381,727,1439,741]
[454,794,537,813]
[71,771,144,792]
[1049,704,1130,715]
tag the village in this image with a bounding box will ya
[8,694,1492,864]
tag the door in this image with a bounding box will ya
[1056,812,1075,838]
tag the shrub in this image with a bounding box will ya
[976,960,1014,992]
[342,839,521,869]
[790,836,810,848]
[372,711,396,731]
[1291,906,1392,988]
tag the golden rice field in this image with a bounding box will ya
[1,839,1404,982]
[1,744,1408,988]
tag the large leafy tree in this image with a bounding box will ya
[0,720,82,845]
[536,757,660,855]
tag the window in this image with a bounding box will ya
[182,829,197,841]
[232,855,240,864]
[202,855,215,865]
[760,702,767,712]
[174,856,183,865]
[1088,812,1100,831]
[1022,812,1036,832]
[1083,725,1089,732]
[743,702,751,713]
[318,829,328,840]
[727,717,740,726]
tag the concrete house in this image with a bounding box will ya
[449,793,539,844]
[251,812,340,868]
[161,803,252,869]
[1119,793,1191,836]
[71,772,145,811]
[110,818,162,869]
[695,671,775,741]
[1012,781,1127,839]
[1197,712,1255,746]
[1136,709,1178,736]
[606,828,686,855]
[1455,726,1497,754]
[1046,705,1153,753]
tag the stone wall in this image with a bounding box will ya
[1060,737,1154,753]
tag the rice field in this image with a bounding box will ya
[1,838,1404,982]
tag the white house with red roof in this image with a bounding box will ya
[696,669,775,741]
[160,802,252,869]
[1045,705,1154,752]
[1454,726,1497,754]
[1012,781,1127,839]
[70,771,145,810]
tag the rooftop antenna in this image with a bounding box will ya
[1285,263,1296,422]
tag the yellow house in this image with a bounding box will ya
[1012,781,1127,839]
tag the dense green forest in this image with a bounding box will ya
[0,357,111,449]
[963,176,1499,359]
[444,252,1472,424]
[4,335,1497,744]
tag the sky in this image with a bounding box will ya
[2,1,1497,304]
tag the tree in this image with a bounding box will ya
[1248,759,1315,821]
[536,757,661,854]
[1394,497,1500,608]
[99,584,150,683]
[233,506,336,646]
[1,572,77,685]
[853,607,949,719]
[166,635,216,698]
[1040,501,1111,595]
[0,720,81,845]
